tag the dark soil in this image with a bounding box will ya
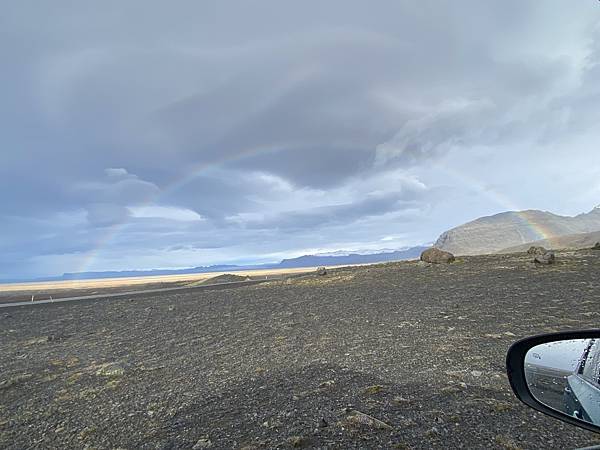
[1,250,600,449]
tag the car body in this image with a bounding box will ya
[565,339,600,425]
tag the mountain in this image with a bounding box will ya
[4,246,427,284]
[278,247,427,268]
[499,230,600,253]
[435,206,600,255]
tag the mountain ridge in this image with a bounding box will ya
[1,246,427,284]
[435,206,600,255]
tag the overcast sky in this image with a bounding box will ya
[2,1,600,279]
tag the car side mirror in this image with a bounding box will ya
[506,330,600,433]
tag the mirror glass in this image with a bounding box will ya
[525,339,600,426]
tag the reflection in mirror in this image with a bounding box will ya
[525,339,600,426]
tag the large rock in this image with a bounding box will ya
[593,242,600,250]
[527,246,547,255]
[420,248,455,264]
[316,266,327,276]
[534,252,555,265]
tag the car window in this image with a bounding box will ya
[581,339,600,387]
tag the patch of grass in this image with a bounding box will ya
[105,379,121,389]
[55,389,74,402]
[491,402,513,413]
[288,435,309,448]
[24,336,49,346]
[42,373,59,382]
[78,426,97,441]
[0,373,32,390]
[66,372,83,384]
[363,385,384,395]
[392,444,412,450]
[440,385,463,395]
[78,387,101,400]
[494,434,523,450]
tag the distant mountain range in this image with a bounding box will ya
[10,205,599,284]
[3,246,427,284]
[435,206,600,255]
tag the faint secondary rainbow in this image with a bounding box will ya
[76,145,285,274]
[77,153,556,274]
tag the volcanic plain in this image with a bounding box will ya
[1,250,600,449]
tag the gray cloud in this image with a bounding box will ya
[1,1,600,278]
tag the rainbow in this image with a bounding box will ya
[435,164,554,242]
[78,154,556,274]
[77,145,288,273]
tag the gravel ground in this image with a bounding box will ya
[1,250,600,449]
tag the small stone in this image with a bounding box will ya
[425,427,440,437]
[399,418,416,427]
[192,438,213,449]
[392,395,411,404]
[471,370,482,377]
[485,333,503,339]
[344,410,392,430]
[315,267,327,276]
[319,417,328,428]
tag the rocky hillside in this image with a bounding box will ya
[499,230,600,253]
[435,206,600,255]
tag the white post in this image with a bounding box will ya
[31,295,34,303]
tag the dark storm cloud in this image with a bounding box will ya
[1,1,600,278]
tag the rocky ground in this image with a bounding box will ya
[1,250,600,449]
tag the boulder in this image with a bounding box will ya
[527,246,547,255]
[420,247,455,264]
[316,266,327,276]
[534,252,555,265]
[593,242,600,250]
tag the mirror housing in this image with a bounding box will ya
[507,329,600,433]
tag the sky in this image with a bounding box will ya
[2,1,600,279]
